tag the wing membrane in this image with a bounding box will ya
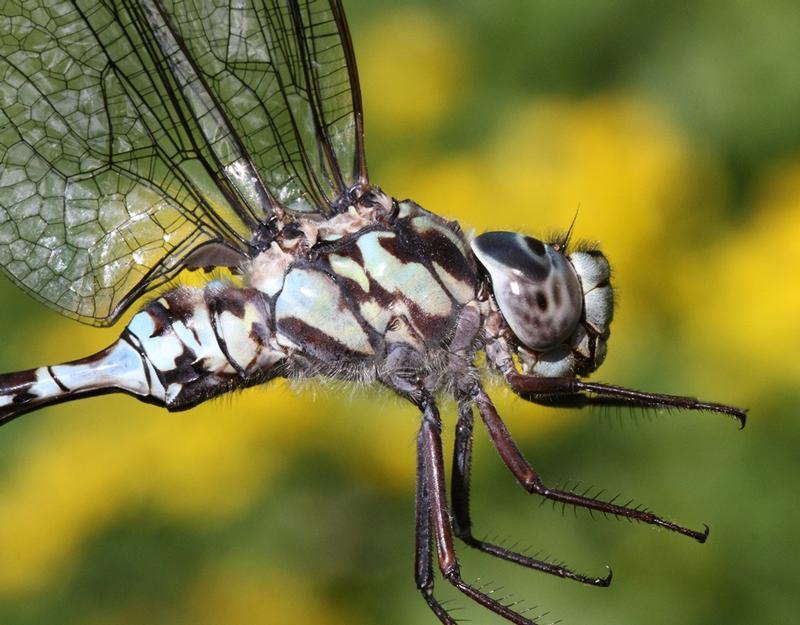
[0,0,367,325]
[164,0,368,212]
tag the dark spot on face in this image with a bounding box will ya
[535,290,548,311]
[524,236,546,256]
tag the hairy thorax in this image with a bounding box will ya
[246,194,482,391]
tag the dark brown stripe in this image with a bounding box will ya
[162,345,203,386]
[121,332,153,393]
[146,302,172,337]
[277,316,368,363]
[206,290,248,379]
[13,391,37,405]
[163,289,198,325]
[0,369,37,392]
[415,227,476,286]
[47,366,70,392]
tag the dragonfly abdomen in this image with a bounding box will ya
[123,285,284,410]
[0,340,156,425]
[0,284,284,424]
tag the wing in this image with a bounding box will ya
[0,0,368,325]
[164,0,369,212]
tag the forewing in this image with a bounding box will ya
[0,0,259,325]
[0,0,367,325]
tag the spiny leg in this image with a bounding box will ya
[418,394,544,625]
[505,372,747,429]
[473,387,710,543]
[450,398,611,586]
[416,413,458,625]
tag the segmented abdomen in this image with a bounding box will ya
[125,284,284,409]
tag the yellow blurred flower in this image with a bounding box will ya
[679,159,800,400]
[358,8,466,135]
[187,563,361,625]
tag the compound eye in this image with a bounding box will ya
[472,231,583,351]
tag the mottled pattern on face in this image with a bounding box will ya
[472,232,583,351]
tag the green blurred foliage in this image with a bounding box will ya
[1,2,798,625]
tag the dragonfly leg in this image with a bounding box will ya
[505,371,746,428]
[473,387,711,543]
[451,398,611,586]
[415,412,458,625]
[417,394,544,625]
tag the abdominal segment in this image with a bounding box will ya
[0,284,285,423]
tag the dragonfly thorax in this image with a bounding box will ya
[472,231,613,377]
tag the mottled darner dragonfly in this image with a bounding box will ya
[0,1,746,623]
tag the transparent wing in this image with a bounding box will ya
[0,0,367,325]
[165,0,368,212]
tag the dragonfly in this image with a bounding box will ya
[0,2,745,624]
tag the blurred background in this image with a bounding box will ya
[1,1,798,624]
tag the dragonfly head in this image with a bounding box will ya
[471,231,614,377]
